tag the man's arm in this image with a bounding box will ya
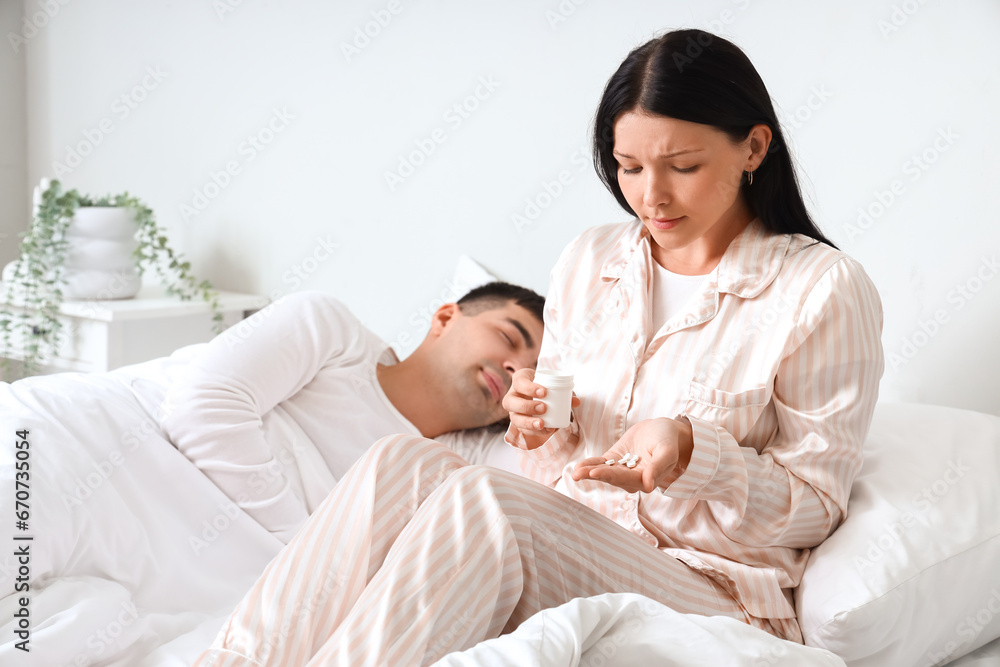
[161,291,359,542]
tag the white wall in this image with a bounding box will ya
[0,0,27,268]
[14,0,1000,415]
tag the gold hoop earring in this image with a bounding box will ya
[748,169,754,185]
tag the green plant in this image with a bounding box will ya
[1,179,222,380]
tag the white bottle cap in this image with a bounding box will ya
[533,370,574,388]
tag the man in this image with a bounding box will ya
[0,282,543,664]
[160,281,544,542]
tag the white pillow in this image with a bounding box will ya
[796,402,1000,667]
[452,254,498,290]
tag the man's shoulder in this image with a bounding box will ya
[263,291,386,355]
[271,291,362,326]
[274,290,348,309]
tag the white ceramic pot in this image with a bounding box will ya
[61,207,141,300]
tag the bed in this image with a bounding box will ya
[1,349,999,666]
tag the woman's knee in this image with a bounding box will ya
[437,465,532,506]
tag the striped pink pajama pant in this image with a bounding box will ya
[194,434,758,666]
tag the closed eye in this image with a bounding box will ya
[621,165,698,175]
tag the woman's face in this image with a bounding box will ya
[612,111,766,274]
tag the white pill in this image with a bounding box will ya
[605,459,616,465]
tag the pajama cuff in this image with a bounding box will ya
[660,414,721,499]
[504,415,579,466]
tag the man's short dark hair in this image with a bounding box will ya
[456,281,544,324]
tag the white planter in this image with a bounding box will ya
[61,207,141,300]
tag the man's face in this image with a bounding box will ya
[431,301,543,430]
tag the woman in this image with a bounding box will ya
[195,29,883,666]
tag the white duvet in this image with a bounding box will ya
[432,593,845,666]
[0,363,845,666]
[0,362,283,666]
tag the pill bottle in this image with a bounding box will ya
[534,370,574,429]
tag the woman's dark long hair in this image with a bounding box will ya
[593,29,837,248]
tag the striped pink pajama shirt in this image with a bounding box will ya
[196,218,884,664]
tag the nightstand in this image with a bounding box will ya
[1,284,270,374]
